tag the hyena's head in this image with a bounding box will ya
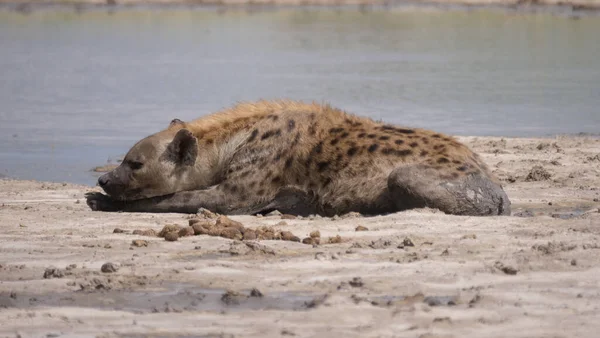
[98,127,206,201]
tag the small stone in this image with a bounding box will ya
[276,221,288,226]
[113,228,127,234]
[349,277,364,287]
[494,261,517,275]
[131,240,148,247]
[43,268,64,279]
[441,248,450,256]
[309,230,321,238]
[571,259,577,266]
[403,237,415,247]
[158,224,183,237]
[101,262,118,273]
[281,231,300,242]
[104,244,112,249]
[250,288,264,298]
[221,290,246,305]
[164,232,179,242]
[216,215,245,230]
[220,228,243,240]
[355,225,369,232]
[178,227,195,237]
[328,235,343,244]
[281,214,297,220]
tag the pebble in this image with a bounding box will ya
[101,262,118,273]
[355,226,369,232]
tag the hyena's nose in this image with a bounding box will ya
[98,175,110,187]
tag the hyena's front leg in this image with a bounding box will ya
[86,187,230,214]
[86,185,317,215]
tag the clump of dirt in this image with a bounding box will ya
[132,229,157,237]
[131,240,148,247]
[43,268,65,279]
[532,241,577,255]
[525,165,552,182]
[158,224,184,238]
[164,232,179,242]
[355,225,369,231]
[178,227,195,237]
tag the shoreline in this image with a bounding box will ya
[1,0,599,14]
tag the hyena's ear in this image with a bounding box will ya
[169,118,184,128]
[166,129,198,166]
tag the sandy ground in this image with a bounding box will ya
[1,135,600,338]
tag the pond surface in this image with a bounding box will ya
[1,8,599,184]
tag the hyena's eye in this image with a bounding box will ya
[130,161,144,170]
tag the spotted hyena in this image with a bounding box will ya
[86,100,510,216]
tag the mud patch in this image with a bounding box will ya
[0,284,319,313]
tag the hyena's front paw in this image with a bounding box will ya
[85,192,124,212]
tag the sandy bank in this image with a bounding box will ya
[1,135,600,337]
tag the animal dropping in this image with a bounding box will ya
[87,100,510,216]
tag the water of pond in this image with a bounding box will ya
[0,8,599,184]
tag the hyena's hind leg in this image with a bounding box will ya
[387,164,511,216]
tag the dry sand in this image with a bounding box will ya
[1,135,600,337]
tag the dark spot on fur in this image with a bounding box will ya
[336,154,343,163]
[261,129,282,140]
[287,119,296,132]
[368,144,379,153]
[340,132,349,138]
[330,138,339,146]
[265,170,273,179]
[313,142,323,154]
[367,134,377,139]
[329,127,344,134]
[347,147,358,156]
[285,157,293,168]
[379,135,390,141]
[395,139,404,145]
[457,165,468,172]
[396,149,413,157]
[257,189,265,196]
[396,128,415,134]
[432,134,441,138]
[437,157,450,164]
[248,129,259,142]
[381,148,394,155]
[271,176,282,184]
[443,137,452,142]
[452,160,461,164]
[452,172,460,179]
[229,185,238,193]
[274,153,282,161]
[323,177,332,187]
[309,123,317,135]
[292,132,301,146]
[205,139,214,145]
[358,133,366,138]
[267,114,279,121]
[420,150,429,157]
[317,161,330,172]
[240,171,250,178]
[421,137,429,144]
[409,142,419,148]
[249,181,256,189]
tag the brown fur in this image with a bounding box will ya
[90,100,510,216]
